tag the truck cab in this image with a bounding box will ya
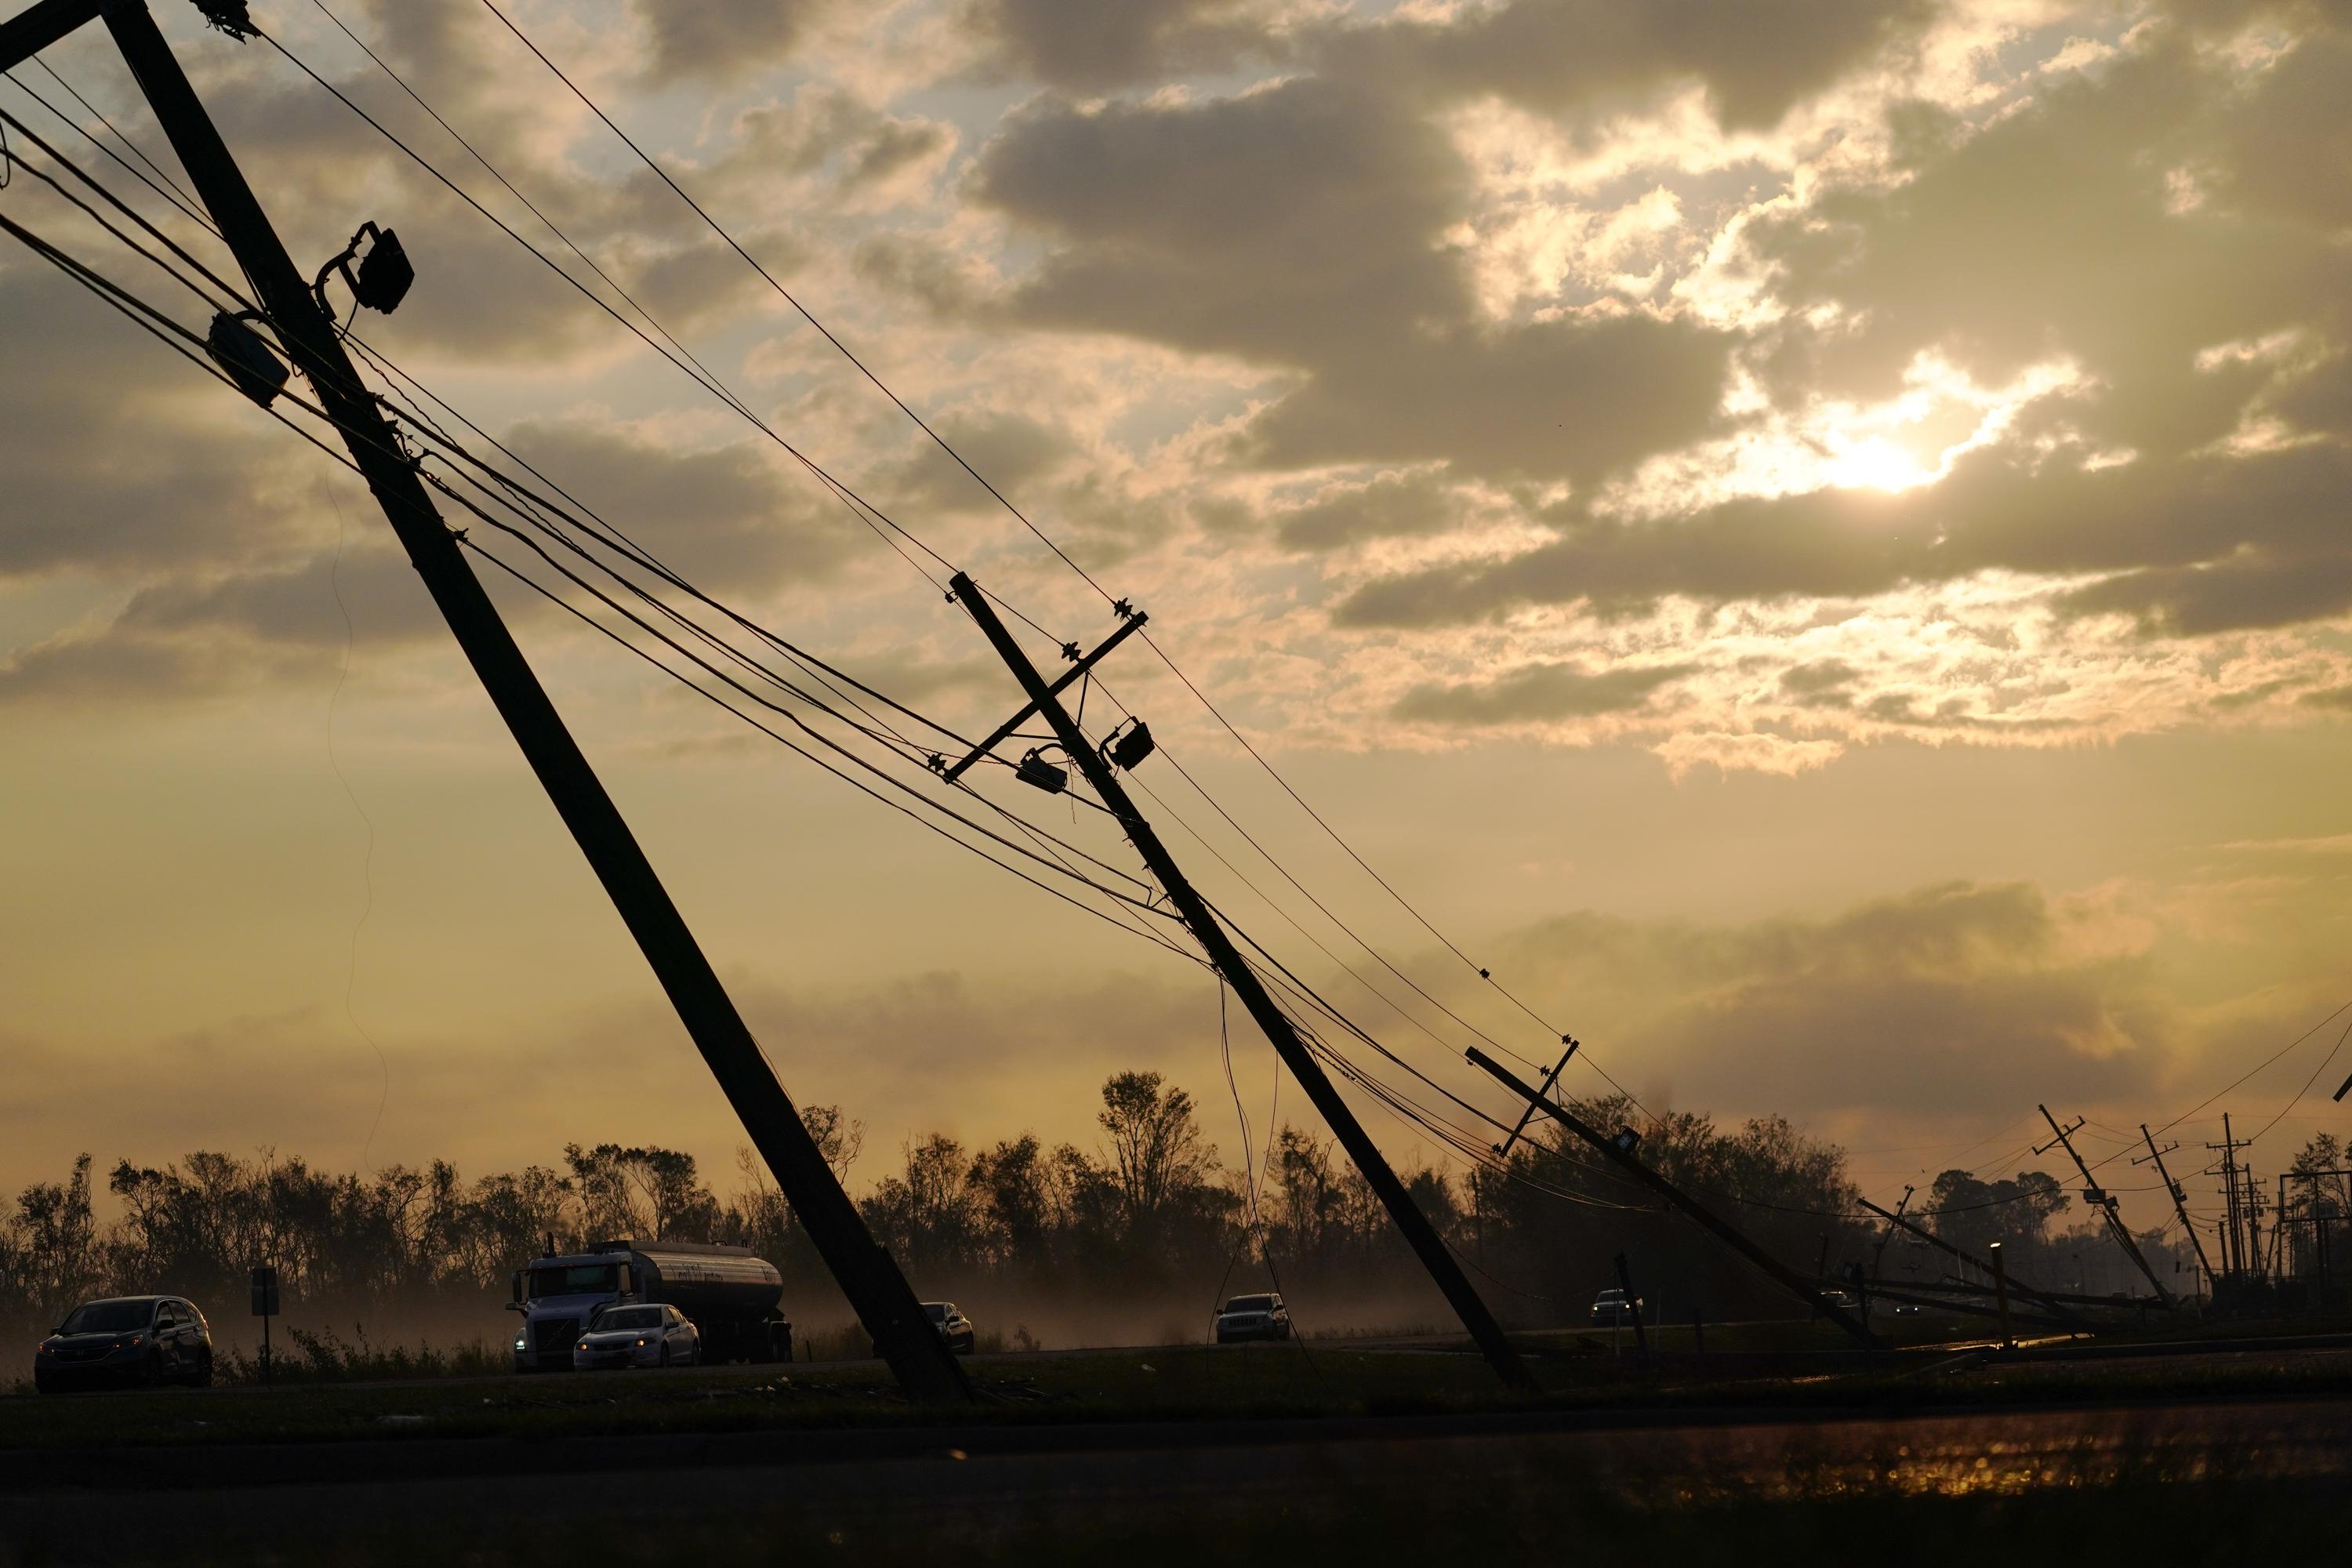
[510,1251,637,1372]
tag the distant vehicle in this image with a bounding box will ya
[1589,1288,1644,1327]
[1891,1302,1923,1316]
[869,1302,978,1359]
[927,1302,977,1354]
[33,1295,213,1392]
[572,1303,700,1370]
[509,1240,790,1373]
[1214,1293,1292,1344]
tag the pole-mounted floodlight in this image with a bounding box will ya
[312,220,412,321]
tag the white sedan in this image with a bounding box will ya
[572,1304,699,1370]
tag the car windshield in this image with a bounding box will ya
[590,1306,662,1330]
[60,1301,153,1334]
[1223,1296,1275,1314]
[528,1264,620,1299]
[924,1304,949,1323]
[1595,1290,1624,1302]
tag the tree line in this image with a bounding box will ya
[0,1069,2235,1348]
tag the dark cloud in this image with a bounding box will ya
[1750,31,2347,450]
[878,410,1073,513]
[1393,660,1693,725]
[960,0,1279,93]
[973,79,1736,487]
[1497,882,2169,1118]
[115,545,437,651]
[1272,470,1461,552]
[1314,0,1938,131]
[632,0,830,87]
[1338,385,2352,633]
[499,419,864,597]
[1780,659,1859,706]
[0,265,313,582]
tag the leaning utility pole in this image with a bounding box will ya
[2,0,970,1403]
[1469,1047,1874,1345]
[2136,1124,2215,1300]
[1855,1196,2083,1327]
[2038,1106,2172,1309]
[948,573,1536,1392]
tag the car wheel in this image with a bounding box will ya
[142,1351,163,1388]
[658,1343,672,1369]
[188,1350,212,1388]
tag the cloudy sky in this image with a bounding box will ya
[5,0,2351,1237]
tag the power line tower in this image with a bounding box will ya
[2136,1124,2215,1301]
[0,0,972,1403]
[948,573,1537,1391]
[2038,1106,2173,1308]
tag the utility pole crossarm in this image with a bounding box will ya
[948,572,1537,1392]
[71,0,970,1403]
[1494,1037,1576,1160]
[2038,1105,2173,1310]
[1466,1046,1874,1346]
[938,611,1148,782]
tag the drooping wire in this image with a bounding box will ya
[468,0,1120,612]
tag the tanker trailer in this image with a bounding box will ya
[510,1239,792,1372]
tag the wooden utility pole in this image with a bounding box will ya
[949,574,1537,1392]
[1870,1185,1912,1276]
[2205,1113,2250,1284]
[5,0,971,1403]
[2038,1106,2173,1309]
[1613,1253,1650,1366]
[1468,1047,1874,1345]
[1988,1241,2015,1347]
[2136,1125,2215,1300]
[1857,1198,2083,1327]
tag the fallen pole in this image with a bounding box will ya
[1466,1047,1873,1347]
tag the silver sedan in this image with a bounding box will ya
[572,1303,699,1370]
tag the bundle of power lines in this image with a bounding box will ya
[0,8,1675,1257]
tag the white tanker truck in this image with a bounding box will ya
[507,1238,792,1372]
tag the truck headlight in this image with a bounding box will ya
[514,1338,527,1351]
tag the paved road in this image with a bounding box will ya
[4,1394,2350,1562]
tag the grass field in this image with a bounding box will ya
[7,1316,2352,1455]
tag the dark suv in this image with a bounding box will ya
[1214,1293,1291,1344]
[34,1296,214,1392]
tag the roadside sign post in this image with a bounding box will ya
[251,1264,279,1388]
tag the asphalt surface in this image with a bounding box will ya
[2,1394,2349,1562]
